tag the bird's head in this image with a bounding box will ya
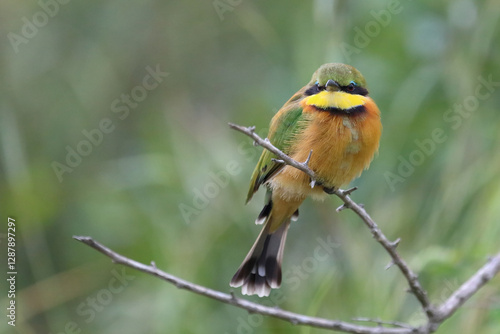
[304,63,370,113]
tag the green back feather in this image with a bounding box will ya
[246,105,308,203]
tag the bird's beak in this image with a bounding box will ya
[325,79,340,92]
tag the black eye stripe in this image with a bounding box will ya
[305,83,369,96]
[341,85,368,96]
[304,83,323,96]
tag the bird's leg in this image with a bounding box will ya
[323,186,337,194]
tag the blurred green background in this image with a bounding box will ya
[1,0,499,333]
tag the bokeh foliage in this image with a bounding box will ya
[1,0,499,333]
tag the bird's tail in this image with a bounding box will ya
[230,193,302,297]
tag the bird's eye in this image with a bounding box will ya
[346,83,355,92]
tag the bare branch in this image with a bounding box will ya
[433,253,500,322]
[352,318,415,330]
[73,235,500,334]
[229,123,434,316]
[73,236,411,334]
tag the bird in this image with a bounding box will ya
[230,63,382,297]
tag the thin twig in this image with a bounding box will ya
[228,123,434,317]
[352,317,415,329]
[73,236,410,334]
[433,253,500,322]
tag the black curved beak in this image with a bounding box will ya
[325,79,340,91]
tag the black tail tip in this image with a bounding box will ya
[230,259,281,297]
[230,274,279,298]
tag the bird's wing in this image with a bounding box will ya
[246,96,310,203]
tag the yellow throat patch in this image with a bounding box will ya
[305,91,366,110]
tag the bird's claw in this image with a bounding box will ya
[323,186,336,194]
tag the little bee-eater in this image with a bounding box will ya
[230,63,382,297]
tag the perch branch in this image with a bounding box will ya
[228,123,434,317]
[73,236,409,334]
[73,236,500,334]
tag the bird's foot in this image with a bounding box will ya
[323,186,337,194]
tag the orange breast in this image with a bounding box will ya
[269,98,382,201]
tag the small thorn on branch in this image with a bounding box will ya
[310,179,316,188]
[385,261,395,270]
[390,238,401,249]
[343,186,358,196]
[336,204,348,212]
[271,158,285,164]
[303,150,313,167]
